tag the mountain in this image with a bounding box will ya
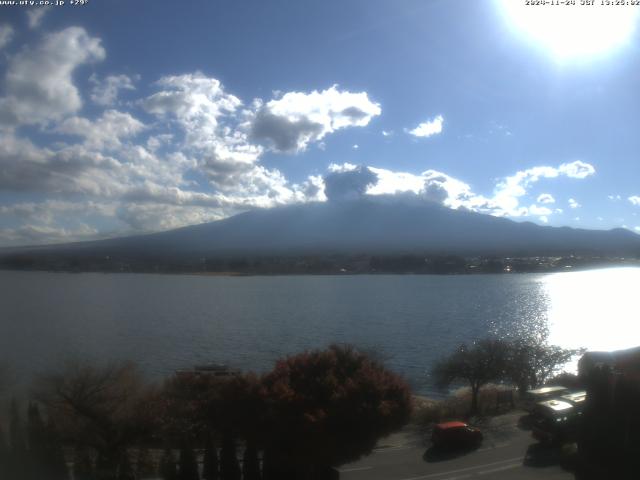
[2,199,640,271]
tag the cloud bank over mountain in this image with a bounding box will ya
[0,19,607,246]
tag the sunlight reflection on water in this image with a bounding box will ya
[543,267,640,353]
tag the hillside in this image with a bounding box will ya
[2,199,639,273]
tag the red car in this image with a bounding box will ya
[431,421,483,449]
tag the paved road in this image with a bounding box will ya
[339,413,575,480]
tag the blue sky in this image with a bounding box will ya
[0,0,639,246]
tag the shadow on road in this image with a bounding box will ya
[524,442,579,473]
[518,414,534,430]
[422,445,480,463]
[524,443,562,467]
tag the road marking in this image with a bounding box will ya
[374,446,413,453]
[477,463,520,475]
[398,456,524,480]
[477,442,510,451]
[338,466,373,473]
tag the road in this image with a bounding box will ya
[339,412,576,480]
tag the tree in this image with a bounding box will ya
[219,430,240,480]
[159,449,178,480]
[9,398,28,480]
[201,436,218,480]
[242,441,261,480]
[506,338,583,392]
[27,402,68,480]
[27,402,47,479]
[261,344,412,476]
[73,448,95,480]
[432,339,510,415]
[43,418,69,480]
[178,446,199,480]
[35,361,158,479]
[117,452,135,480]
[0,422,9,480]
[136,447,156,479]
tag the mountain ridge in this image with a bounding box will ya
[2,199,639,262]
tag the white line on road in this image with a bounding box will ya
[374,446,413,454]
[436,475,472,480]
[477,442,510,452]
[398,456,524,480]
[477,463,521,475]
[338,466,373,473]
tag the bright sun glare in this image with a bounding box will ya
[499,0,640,60]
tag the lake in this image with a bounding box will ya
[1,267,638,396]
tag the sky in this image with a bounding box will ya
[1,0,640,246]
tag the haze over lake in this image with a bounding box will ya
[1,268,638,396]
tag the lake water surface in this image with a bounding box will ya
[1,268,638,395]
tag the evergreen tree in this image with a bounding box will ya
[159,449,178,480]
[44,418,69,480]
[136,447,156,479]
[201,437,218,480]
[73,448,95,480]
[96,452,115,480]
[242,441,261,480]
[9,399,28,480]
[178,446,200,480]
[117,451,135,480]
[219,431,240,480]
[27,402,47,479]
[0,423,9,480]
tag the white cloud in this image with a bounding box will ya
[537,193,555,204]
[0,27,105,126]
[27,8,48,29]
[0,24,14,50]
[328,162,358,173]
[323,160,595,221]
[56,110,146,150]
[90,74,137,106]
[568,198,581,209]
[408,115,444,138]
[382,130,393,137]
[558,160,595,179]
[143,72,242,143]
[328,163,489,210]
[250,85,381,153]
[635,226,640,232]
[0,223,98,245]
[608,194,622,201]
[529,204,553,216]
[352,144,359,150]
[324,165,378,201]
[629,196,640,206]
[491,160,595,216]
[0,26,604,246]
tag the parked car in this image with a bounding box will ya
[521,386,570,413]
[531,398,582,445]
[431,421,483,449]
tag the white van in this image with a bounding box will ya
[522,385,570,412]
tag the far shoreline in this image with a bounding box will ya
[1,259,639,277]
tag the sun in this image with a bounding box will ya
[498,0,640,61]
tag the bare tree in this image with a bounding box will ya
[34,361,158,479]
[506,338,583,392]
[432,339,510,415]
